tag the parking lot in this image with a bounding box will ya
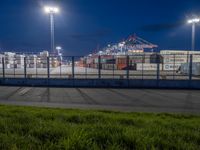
[0,86,200,113]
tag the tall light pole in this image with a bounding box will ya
[44,6,59,54]
[188,18,200,50]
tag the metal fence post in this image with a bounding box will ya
[189,54,193,81]
[173,54,175,80]
[2,57,5,79]
[72,56,75,79]
[98,55,101,79]
[14,59,16,78]
[24,57,27,78]
[156,55,160,80]
[85,58,87,79]
[126,55,129,79]
[112,55,115,79]
[60,58,62,78]
[47,57,50,79]
[142,54,145,80]
[36,61,38,78]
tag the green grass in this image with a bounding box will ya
[0,105,200,150]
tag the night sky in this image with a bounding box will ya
[0,0,200,55]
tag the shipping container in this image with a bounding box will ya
[163,64,181,71]
[160,50,189,55]
[136,63,162,71]
[180,63,200,75]
[162,54,190,64]
[102,64,117,70]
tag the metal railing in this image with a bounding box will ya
[0,54,200,80]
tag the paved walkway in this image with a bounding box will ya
[0,86,200,114]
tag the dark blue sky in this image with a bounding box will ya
[0,0,200,55]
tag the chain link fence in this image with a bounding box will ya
[0,54,200,80]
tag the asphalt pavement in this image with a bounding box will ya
[0,86,200,114]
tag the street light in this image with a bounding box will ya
[56,46,62,51]
[188,18,200,50]
[56,46,63,62]
[44,6,59,54]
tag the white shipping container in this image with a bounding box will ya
[189,51,200,54]
[162,55,188,63]
[102,64,117,70]
[163,64,181,71]
[136,63,162,71]
[180,63,200,75]
[160,50,189,55]
[162,53,200,63]
[192,55,200,62]
[163,58,188,63]
[161,50,200,55]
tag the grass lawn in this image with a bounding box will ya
[0,105,200,150]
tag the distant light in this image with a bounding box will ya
[188,18,200,24]
[44,6,59,14]
[119,42,125,47]
[56,46,62,50]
